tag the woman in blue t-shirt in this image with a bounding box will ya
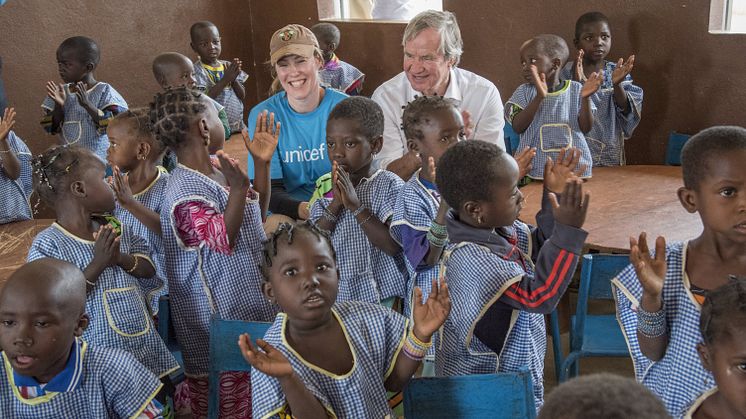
[247,23,348,221]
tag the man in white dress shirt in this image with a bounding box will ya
[371,9,505,179]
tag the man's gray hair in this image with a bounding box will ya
[402,10,463,66]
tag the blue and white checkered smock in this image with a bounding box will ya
[27,223,178,379]
[0,340,163,418]
[612,241,714,419]
[0,131,33,224]
[560,61,643,166]
[505,80,594,179]
[160,164,277,375]
[252,301,408,419]
[194,59,249,133]
[309,170,406,304]
[437,221,547,409]
[41,82,128,162]
[114,167,169,315]
[389,171,441,319]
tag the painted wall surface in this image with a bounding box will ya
[247,0,746,164]
[0,0,255,156]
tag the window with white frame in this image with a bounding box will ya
[710,0,746,33]
[319,0,442,21]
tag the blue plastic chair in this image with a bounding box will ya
[549,253,631,382]
[207,317,271,419]
[665,131,691,166]
[403,369,536,418]
[504,123,521,156]
[157,295,184,384]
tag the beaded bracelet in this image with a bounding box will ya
[637,305,667,338]
[429,221,447,238]
[322,206,338,224]
[352,205,366,217]
[427,230,447,248]
[126,256,139,274]
[402,329,432,361]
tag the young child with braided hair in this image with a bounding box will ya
[107,108,169,315]
[686,278,746,418]
[26,145,179,408]
[149,87,279,417]
[241,221,450,418]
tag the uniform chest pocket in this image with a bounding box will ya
[539,124,573,152]
[61,121,82,144]
[103,287,151,337]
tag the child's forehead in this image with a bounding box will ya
[579,20,611,34]
[56,46,84,62]
[193,25,220,40]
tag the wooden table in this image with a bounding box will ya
[0,219,54,286]
[518,166,703,253]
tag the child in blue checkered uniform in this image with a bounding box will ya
[0,108,33,224]
[190,21,249,134]
[389,96,463,319]
[506,34,603,180]
[108,109,169,315]
[240,221,451,418]
[310,97,407,304]
[42,36,127,163]
[435,140,589,410]
[150,87,280,417]
[560,12,643,166]
[26,145,179,400]
[613,126,746,418]
[685,279,746,419]
[0,258,165,418]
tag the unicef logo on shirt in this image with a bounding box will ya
[283,143,326,163]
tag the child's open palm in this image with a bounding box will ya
[74,81,93,109]
[216,151,251,190]
[92,225,120,268]
[245,111,280,164]
[514,147,537,179]
[630,232,667,297]
[46,81,67,106]
[543,147,586,193]
[426,156,437,181]
[549,179,590,228]
[239,334,294,378]
[0,107,17,141]
[529,65,548,98]
[612,55,635,85]
[412,279,451,341]
[581,71,603,98]
[225,59,243,83]
[112,166,135,208]
[335,166,361,211]
[573,50,587,83]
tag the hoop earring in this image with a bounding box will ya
[477,216,483,225]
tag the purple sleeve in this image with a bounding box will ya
[399,225,431,271]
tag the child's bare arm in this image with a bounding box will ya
[612,56,635,113]
[0,108,21,180]
[206,59,244,100]
[112,167,161,235]
[239,335,330,419]
[335,167,400,256]
[117,253,156,279]
[511,65,547,134]
[386,280,450,391]
[630,232,669,361]
[244,111,280,222]
[578,72,603,133]
[217,152,251,248]
[423,157,448,266]
[45,81,66,136]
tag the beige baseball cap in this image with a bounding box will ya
[269,24,319,65]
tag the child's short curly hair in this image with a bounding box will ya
[58,36,100,67]
[259,221,336,282]
[110,107,165,156]
[401,95,458,141]
[328,97,384,140]
[148,87,208,150]
[681,125,746,189]
[700,277,746,345]
[31,145,100,207]
[435,140,505,210]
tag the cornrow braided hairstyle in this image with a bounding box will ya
[111,107,165,156]
[148,87,208,150]
[700,276,746,345]
[401,95,458,141]
[31,145,99,208]
[259,221,336,282]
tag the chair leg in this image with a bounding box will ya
[559,353,581,383]
[549,311,563,383]
[571,359,579,378]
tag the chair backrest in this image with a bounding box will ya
[504,123,521,156]
[665,131,691,166]
[208,317,271,418]
[403,370,536,419]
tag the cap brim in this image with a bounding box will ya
[271,45,316,65]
